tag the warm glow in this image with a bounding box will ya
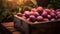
[16,0,24,5]
[3,0,37,8]
[7,0,13,2]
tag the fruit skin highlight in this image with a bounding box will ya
[51,18,56,21]
[36,16,43,22]
[43,18,49,22]
[47,15,51,20]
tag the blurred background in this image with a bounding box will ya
[0,0,60,22]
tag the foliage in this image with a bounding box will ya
[0,0,38,22]
[47,0,60,10]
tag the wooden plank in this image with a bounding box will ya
[1,22,22,34]
[1,22,14,27]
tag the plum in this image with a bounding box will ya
[50,13,56,18]
[37,6,43,11]
[24,13,30,19]
[30,11,39,17]
[57,14,60,19]
[23,11,31,18]
[56,12,60,15]
[29,15,36,22]
[50,9,55,13]
[47,15,51,20]
[36,16,43,22]
[34,12,40,17]
[17,13,23,17]
[42,11,48,18]
[37,6,43,15]
[44,9,51,14]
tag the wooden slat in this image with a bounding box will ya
[1,22,21,34]
[1,22,14,27]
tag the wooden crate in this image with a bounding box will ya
[14,15,60,34]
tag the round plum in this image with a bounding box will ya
[24,13,30,19]
[34,12,40,17]
[29,15,36,22]
[44,9,51,14]
[36,16,43,22]
[50,9,55,13]
[42,11,48,18]
[57,14,60,19]
[37,6,43,11]
[37,6,43,15]
[50,13,56,18]
[56,12,60,15]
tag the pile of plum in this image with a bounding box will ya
[17,6,60,22]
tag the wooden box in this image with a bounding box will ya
[14,15,60,34]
